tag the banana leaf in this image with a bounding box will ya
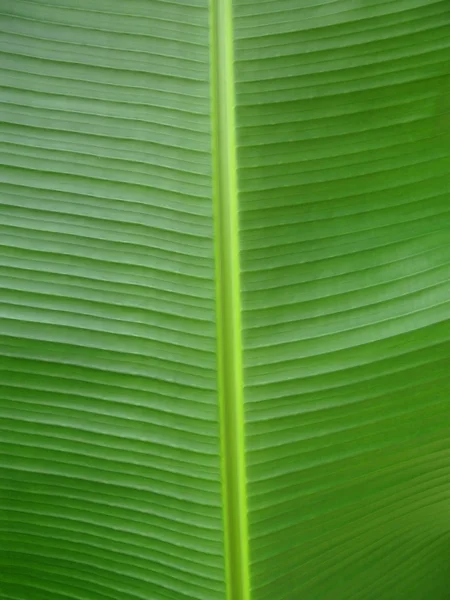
[0,1,449,599]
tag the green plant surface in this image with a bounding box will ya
[0,1,449,600]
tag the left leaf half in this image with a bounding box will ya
[0,1,225,599]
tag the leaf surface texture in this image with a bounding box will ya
[0,1,449,600]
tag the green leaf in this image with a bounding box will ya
[0,1,449,600]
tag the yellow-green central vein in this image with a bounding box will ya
[210,0,250,599]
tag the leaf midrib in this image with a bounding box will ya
[211,1,250,600]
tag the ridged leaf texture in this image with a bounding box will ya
[0,1,449,600]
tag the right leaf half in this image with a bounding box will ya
[235,2,450,599]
